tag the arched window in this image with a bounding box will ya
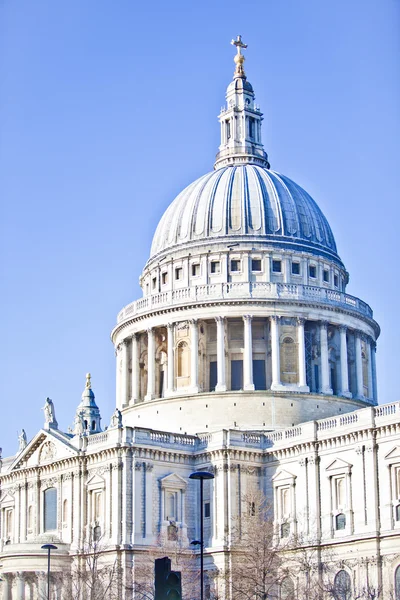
[93,491,102,520]
[166,492,176,521]
[396,505,400,522]
[334,570,352,600]
[93,525,102,541]
[62,499,68,523]
[395,565,400,600]
[92,420,96,431]
[6,509,13,538]
[335,477,345,509]
[335,513,346,530]
[27,505,33,530]
[177,342,190,378]
[44,487,57,531]
[281,487,290,517]
[280,337,298,384]
[280,577,295,600]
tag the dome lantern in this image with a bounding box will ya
[214,36,270,170]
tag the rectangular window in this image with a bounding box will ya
[152,277,157,289]
[309,265,316,278]
[272,259,282,273]
[253,360,266,390]
[291,262,300,275]
[162,272,168,285]
[209,361,217,391]
[334,274,339,287]
[231,359,243,390]
[252,259,262,272]
[230,259,240,272]
[249,117,255,138]
[226,120,231,139]
[323,269,329,283]
[204,502,210,518]
[192,263,200,277]
[175,267,183,280]
[44,488,57,531]
[210,261,220,274]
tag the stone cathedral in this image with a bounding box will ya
[1,37,400,600]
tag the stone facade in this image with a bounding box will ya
[1,38,399,600]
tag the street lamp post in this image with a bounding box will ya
[189,471,214,600]
[41,544,58,600]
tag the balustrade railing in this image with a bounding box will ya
[117,282,373,323]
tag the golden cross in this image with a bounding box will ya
[231,35,248,55]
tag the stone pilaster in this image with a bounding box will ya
[339,325,352,398]
[189,319,199,392]
[166,323,175,395]
[297,318,309,391]
[270,316,283,390]
[355,332,364,399]
[130,334,140,404]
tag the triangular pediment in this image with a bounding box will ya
[326,458,352,472]
[385,446,400,460]
[8,428,78,472]
[0,493,15,506]
[160,473,187,490]
[272,469,296,482]
[86,474,106,489]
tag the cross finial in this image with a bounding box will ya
[230,35,248,79]
[86,372,91,389]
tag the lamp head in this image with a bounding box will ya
[189,471,214,481]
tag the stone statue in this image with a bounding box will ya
[42,397,58,429]
[110,408,122,429]
[18,429,27,451]
[74,411,86,435]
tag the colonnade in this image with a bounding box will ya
[115,317,377,407]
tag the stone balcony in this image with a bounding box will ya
[117,282,374,324]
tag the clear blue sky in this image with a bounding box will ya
[1,0,399,457]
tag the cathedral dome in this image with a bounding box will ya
[150,164,341,264]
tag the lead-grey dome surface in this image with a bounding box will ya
[150,165,341,264]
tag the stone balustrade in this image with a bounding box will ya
[117,282,374,324]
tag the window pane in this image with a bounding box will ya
[252,259,262,272]
[44,488,57,531]
[292,262,300,275]
[231,360,243,391]
[272,260,281,273]
[336,513,346,530]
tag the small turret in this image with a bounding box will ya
[214,35,270,170]
[73,373,102,435]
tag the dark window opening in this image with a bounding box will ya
[231,360,243,390]
[252,259,262,272]
[323,269,329,283]
[226,120,231,139]
[253,360,266,390]
[210,261,220,274]
[92,420,96,431]
[84,420,88,430]
[334,274,339,287]
[249,117,255,138]
[396,505,400,521]
[162,272,168,285]
[175,267,182,280]
[209,362,217,392]
[272,260,282,273]
[192,263,200,277]
[204,502,210,518]
[152,277,157,289]
[93,525,101,541]
[336,513,346,530]
[230,260,240,272]
[292,262,300,275]
[281,522,290,538]
[309,265,317,278]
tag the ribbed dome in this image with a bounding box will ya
[150,165,340,262]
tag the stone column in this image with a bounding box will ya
[190,319,199,392]
[120,339,129,408]
[166,323,174,396]
[297,318,308,391]
[320,321,333,394]
[371,342,378,403]
[367,338,374,402]
[37,572,47,600]
[145,328,155,401]
[16,572,25,600]
[355,332,364,399]
[130,334,140,404]
[339,326,352,398]
[270,316,282,390]
[115,344,122,410]
[215,317,227,392]
[1,574,10,600]
[243,315,255,391]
